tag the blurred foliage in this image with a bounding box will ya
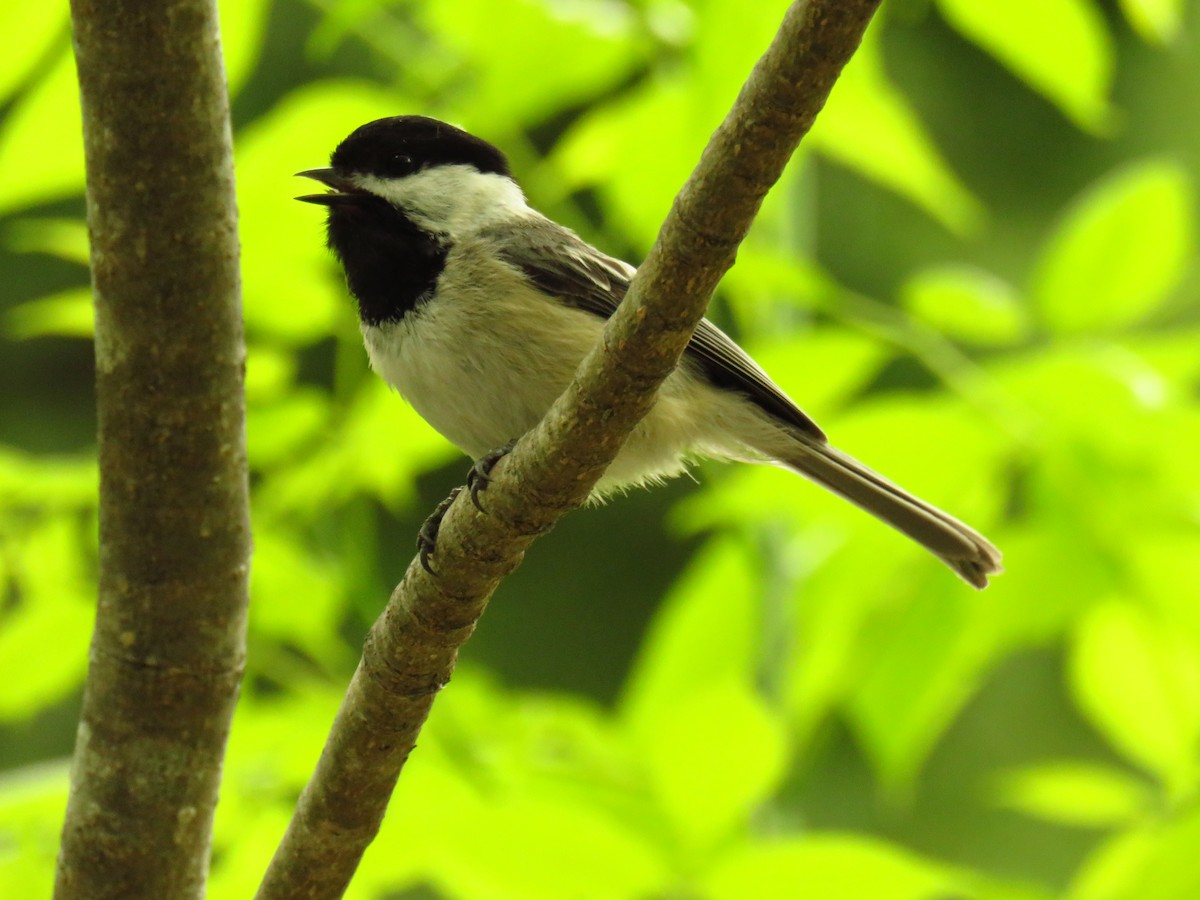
[2,0,1199,897]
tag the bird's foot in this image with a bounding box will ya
[417,486,463,575]
[467,439,518,512]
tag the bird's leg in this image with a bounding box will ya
[467,438,518,512]
[417,486,463,575]
[418,439,518,573]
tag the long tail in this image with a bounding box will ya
[782,440,1003,589]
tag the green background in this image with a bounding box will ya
[3,0,1200,896]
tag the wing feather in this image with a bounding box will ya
[486,218,825,441]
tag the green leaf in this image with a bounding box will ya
[0,52,84,214]
[430,794,667,900]
[1069,809,1200,900]
[1127,535,1200,645]
[690,0,794,118]
[248,530,346,666]
[217,0,269,96]
[992,344,1173,465]
[0,7,65,104]
[704,835,962,900]
[1119,0,1186,44]
[1033,160,1195,334]
[1067,826,1157,900]
[936,0,1114,131]
[0,760,69,897]
[253,378,455,517]
[2,217,89,265]
[620,537,761,736]
[0,518,93,719]
[4,289,93,340]
[247,390,330,467]
[810,30,981,232]
[1069,600,1200,794]
[849,584,1000,790]
[417,0,642,131]
[1121,806,1200,898]
[0,600,91,719]
[244,346,299,402]
[641,680,787,850]
[743,326,891,423]
[993,761,1151,827]
[235,79,399,342]
[554,79,712,251]
[902,265,1028,346]
[0,448,96,509]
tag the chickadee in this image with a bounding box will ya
[297,116,1002,588]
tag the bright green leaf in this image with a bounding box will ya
[431,794,667,900]
[0,7,66,104]
[1069,600,1200,794]
[1067,826,1158,900]
[1127,326,1200,385]
[902,265,1028,346]
[704,835,962,900]
[5,289,93,340]
[1119,0,1185,44]
[620,537,761,737]
[0,449,96,509]
[235,80,399,342]
[810,30,981,232]
[217,0,269,96]
[690,0,791,117]
[0,518,93,719]
[1033,160,1194,334]
[2,217,89,265]
[253,378,455,517]
[936,0,1114,131]
[849,585,998,790]
[993,761,1151,828]
[742,326,890,423]
[418,0,641,131]
[1069,809,1200,900]
[0,52,84,214]
[247,390,330,467]
[1128,535,1200,645]
[992,344,1176,473]
[0,760,69,898]
[249,530,346,666]
[0,599,91,719]
[244,346,299,402]
[974,526,1115,649]
[554,79,711,251]
[641,680,788,850]
[1122,805,1200,898]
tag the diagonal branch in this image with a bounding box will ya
[256,2,882,897]
[57,0,249,898]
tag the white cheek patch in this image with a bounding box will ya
[354,166,531,238]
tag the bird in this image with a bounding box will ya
[296,115,1002,588]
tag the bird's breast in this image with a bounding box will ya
[360,268,607,459]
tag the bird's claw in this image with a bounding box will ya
[467,439,517,512]
[417,486,463,575]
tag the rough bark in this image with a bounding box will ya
[56,1,250,897]
[256,2,882,897]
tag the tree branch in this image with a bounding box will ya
[56,1,249,897]
[256,2,881,897]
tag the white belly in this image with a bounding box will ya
[360,258,777,494]
[362,280,603,460]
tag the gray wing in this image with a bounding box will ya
[487,217,826,441]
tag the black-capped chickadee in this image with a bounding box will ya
[297,116,1002,588]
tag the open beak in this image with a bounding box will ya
[294,168,359,205]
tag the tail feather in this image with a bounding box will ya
[783,441,1003,589]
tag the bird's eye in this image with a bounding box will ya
[389,153,415,175]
